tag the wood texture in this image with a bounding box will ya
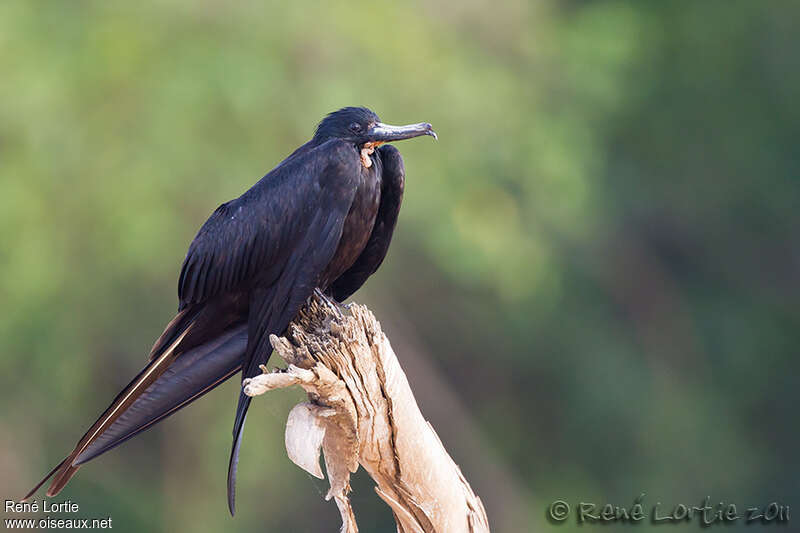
[243,296,490,532]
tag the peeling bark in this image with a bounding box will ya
[243,296,490,533]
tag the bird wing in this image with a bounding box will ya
[177,193,291,311]
[163,139,361,514]
[226,141,361,514]
[177,140,360,311]
[24,140,360,505]
[178,138,359,383]
[329,144,405,301]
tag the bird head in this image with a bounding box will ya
[314,107,437,147]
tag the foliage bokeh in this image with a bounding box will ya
[1,1,798,531]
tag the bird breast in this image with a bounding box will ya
[319,168,382,289]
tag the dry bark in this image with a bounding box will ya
[243,296,490,533]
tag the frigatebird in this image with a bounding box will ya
[23,107,436,514]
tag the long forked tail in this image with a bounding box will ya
[22,318,247,501]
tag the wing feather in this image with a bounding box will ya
[226,140,360,514]
[178,139,359,311]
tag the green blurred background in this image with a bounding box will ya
[1,1,798,531]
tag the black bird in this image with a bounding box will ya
[23,107,436,514]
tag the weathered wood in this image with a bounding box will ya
[243,296,490,533]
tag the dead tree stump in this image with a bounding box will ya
[242,296,490,533]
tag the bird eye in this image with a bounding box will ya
[349,122,362,133]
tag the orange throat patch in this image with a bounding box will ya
[360,141,384,168]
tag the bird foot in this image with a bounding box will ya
[313,288,340,315]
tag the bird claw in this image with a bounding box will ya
[313,288,340,315]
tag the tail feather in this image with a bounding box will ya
[46,464,80,498]
[21,459,67,502]
[31,324,192,499]
[23,318,247,501]
[227,395,251,516]
[148,307,198,360]
[76,325,247,464]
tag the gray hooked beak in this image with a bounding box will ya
[367,122,438,142]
